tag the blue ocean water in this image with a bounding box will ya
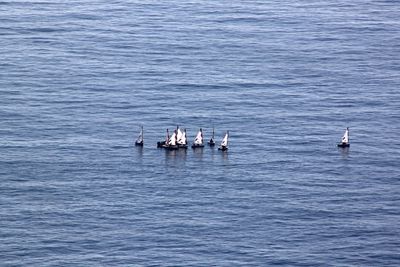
[1,0,400,266]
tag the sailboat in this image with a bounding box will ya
[157,128,169,148]
[191,128,204,148]
[208,128,215,146]
[163,129,178,150]
[337,127,350,148]
[135,126,144,146]
[177,127,188,149]
[218,131,229,151]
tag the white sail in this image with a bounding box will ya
[221,132,229,147]
[341,128,349,143]
[136,127,143,143]
[168,131,177,146]
[180,130,187,145]
[194,129,203,145]
[177,128,183,141]
[177,128,185,145]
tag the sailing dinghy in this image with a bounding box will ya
[337,127,350,148]
[177,127,188,149]
[135,126,144,146]
[208,128,215,147]
[191,128,204,148]
[218,131,229,151]
[157,128,169,148]
[163,129,178,150]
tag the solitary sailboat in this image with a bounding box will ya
[337,127,350,148]
[191,128,204,148]
[218,131,229,151]
[135,126,144,146]
[208,128,215,147]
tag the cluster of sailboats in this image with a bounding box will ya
[135,126,229,151]
[135,126,350,150]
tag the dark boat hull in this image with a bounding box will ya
[157,141,178,150]
[208,140,215,146]
[218,146,228,151]
[135,141,143,146]
[157,141,166,148]
[337,143,350,148]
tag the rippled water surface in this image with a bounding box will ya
[1,1,400,266]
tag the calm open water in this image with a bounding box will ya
[1,1,400,266]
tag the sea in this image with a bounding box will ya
[1,0,400,266]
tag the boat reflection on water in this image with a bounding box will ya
[131,143,144,164]
[338,146,350,159]
[165,146,187,162]
[136,145,143,155]
[220,149,228,161]
[192,145,204,160]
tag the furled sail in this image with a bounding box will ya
[165,129,170,144]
